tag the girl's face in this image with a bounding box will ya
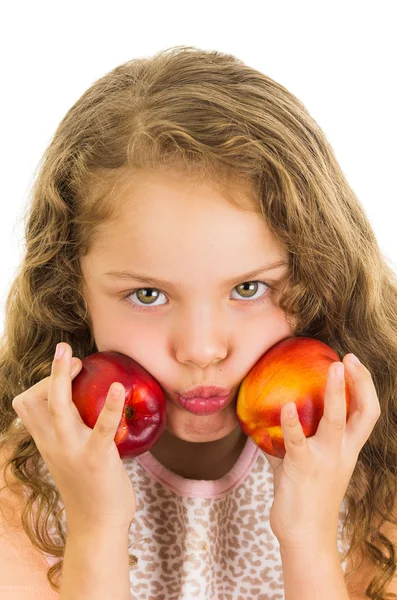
[80,172,295,443]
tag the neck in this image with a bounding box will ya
[150,427,247,480]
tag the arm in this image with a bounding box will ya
[263,356,381,599]
[59,525,130,600]
[280,543,350,600]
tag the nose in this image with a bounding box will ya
[174,304,228,368]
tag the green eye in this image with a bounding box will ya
[135,288,162,305]
[122,280,272,311]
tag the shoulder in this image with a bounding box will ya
[0,440,55,591]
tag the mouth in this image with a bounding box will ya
[174,390,236,416]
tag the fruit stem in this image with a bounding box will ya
[125,406,135,419]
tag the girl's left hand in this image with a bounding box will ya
[263,353,381,550]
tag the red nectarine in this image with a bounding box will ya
[72,351,166,458]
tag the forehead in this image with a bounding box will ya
[89,172,284,260]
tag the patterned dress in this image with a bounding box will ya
[42,436,349,599]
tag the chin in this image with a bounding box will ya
[165,401,240,443]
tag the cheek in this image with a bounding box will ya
[87,294,163,355]
[95,316,165,359]
[240,310,294,365]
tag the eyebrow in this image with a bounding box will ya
[102,260,289,289]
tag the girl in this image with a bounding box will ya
[0,45,395,600]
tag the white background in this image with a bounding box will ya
[0,1,396,335]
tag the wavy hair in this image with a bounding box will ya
[0,45,396,597]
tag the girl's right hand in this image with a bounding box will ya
[11,342,136,535]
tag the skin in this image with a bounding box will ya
[80,171,296,479]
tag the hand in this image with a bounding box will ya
[263,354,381,550]
[12,342,136,534]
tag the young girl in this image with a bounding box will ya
[0,45,395,600]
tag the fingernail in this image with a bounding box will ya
[55,343,65,360]
[71,358,80,373]
[335,363,344,380]
[111,383,123,398]
[348,354,361,366]
[287,402,297,418]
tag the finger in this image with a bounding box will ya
[48,343,84,441]
[88,382,125,454]
[343,354,381,454]
[315,362,347,450]
[12,357,83,443]
[281,401,310,461]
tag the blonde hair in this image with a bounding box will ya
[0,45,396,597]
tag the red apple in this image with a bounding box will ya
[71,351,166,458]
[236,337,352,458]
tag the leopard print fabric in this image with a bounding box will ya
[42,437,348,599]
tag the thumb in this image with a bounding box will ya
[90,382,125,452]
[262,450,283,473]
[71,357,83,378]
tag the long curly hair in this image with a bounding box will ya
[0,45,396,597]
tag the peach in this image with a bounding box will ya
[236,337,352,458]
